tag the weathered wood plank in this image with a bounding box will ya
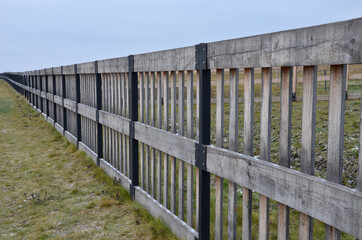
[134,187,198,240]
[359,93,362,192]
[208,18,362,69]
[77,61,96,74]
[63,98,77,112]
[163,71,169,208]
[170,71,177,213]
[65,131,77,145]
[243,68,254,240]
[134,46,195,72]
[299,66,317,240]
[97,57,128,73]
[278,66,293,240]
[150,72,156,197]
[228,68,239,240]
[98,110,130,136]
[215,69,224,240]
[134,123,196,166]
[326,65,347,240]
[79,141,97,164]
[178,71,185,220]
[145,72,150,193]
[157,72,162,203]
[99,158,131,192]
[78,103,97,121]
[206,146,362,239]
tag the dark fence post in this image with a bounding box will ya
[75,64,81,148]
[35,72,38,109]
[61,67,67,135]
[30,73,33,106]
[128,55,139,200]
[39,71,43,113]
[45,69,49,117]
[195,43,211,240]
[95,61,103,166]
[52,68,57,125]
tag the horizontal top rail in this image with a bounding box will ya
[8,17,362,75]
[207,17,362,68]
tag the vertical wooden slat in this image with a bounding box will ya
[150,72,156,197]
[145,72,150,193]
[122,73,127,175]
[157,72,162,203]
[126,73,130,177]
[325,64,346,240]
[215,69,224,240]
[178,71,185,220]
[112,74,116,166]
[186,70,194,227]
[228,68,239,240]
[358,91,362,192]
[299,66,317,240]
[163,71,169,208]
[259,67,274,240]
[278,66,293,240]
[170,71,177,214]
[243,68,255,240]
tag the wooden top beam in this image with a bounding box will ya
[207,18,362,68]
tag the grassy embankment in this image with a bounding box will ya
[0,79,175,240]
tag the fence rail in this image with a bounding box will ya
[2,17,362,240]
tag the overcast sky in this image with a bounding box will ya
[0,0,361,72]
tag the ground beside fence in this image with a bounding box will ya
[0,80,175,239]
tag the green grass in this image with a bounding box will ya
[0,80,176,240]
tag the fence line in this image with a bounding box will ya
[2,17,362,240]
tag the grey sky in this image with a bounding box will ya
[1,0,361,72]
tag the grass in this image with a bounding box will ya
[0,80,176,240]
[3,64,361,239]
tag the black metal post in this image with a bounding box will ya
[195,43,211,240]
[45,70,49,117]
[75,64,81,148]
[39,72,43,113]
[52,69,57,124]
[61,67,67,134]
[95,61,103,166]
[32,74,35,106]
[128,55,139,200]
[35,73,38,109]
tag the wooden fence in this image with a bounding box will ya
[2,18,362,240]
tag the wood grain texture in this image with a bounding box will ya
[299,66,317,240]
[134,46,195,72]
[163,71,169,208]
[134,123,196,166]
[134,187,198,240]
[206,146,362,239]
[215,69,224,240]
[325,65,346,240]
[186,70,193,227]
[278,66,293,240]
[228,68,239,240]
[170,71,177,213]
[208,18,362,69]
[243,68,254,240]
[359,93,362,192]
[157,72,162,203]
[178,71,185,220]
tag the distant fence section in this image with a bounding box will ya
[2,18,362,240]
